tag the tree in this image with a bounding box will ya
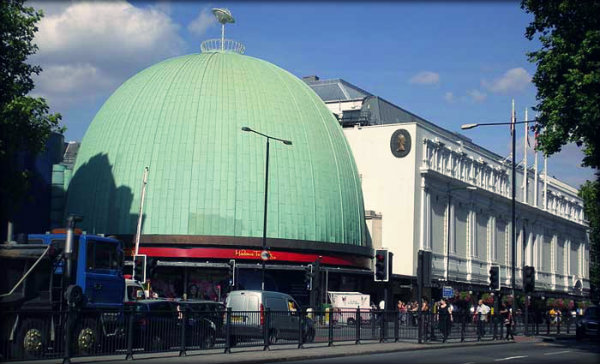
[0,0,63,230]
[522,0,600,172]
[579,181,600,301]
[522,0,600,302]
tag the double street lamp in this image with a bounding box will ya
[241,127,292,290]
[461,120,530,298]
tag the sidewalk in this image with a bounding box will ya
[24,338,527,364]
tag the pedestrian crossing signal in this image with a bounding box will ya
[374,249,389,282]
[133,254,146,283]
[524,265,535,293]
[489,265,500,291]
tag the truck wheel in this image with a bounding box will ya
[76,319,99,355]
[17,319,47,359]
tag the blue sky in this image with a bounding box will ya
[28,1,595,187]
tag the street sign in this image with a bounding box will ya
[442,286,454,298]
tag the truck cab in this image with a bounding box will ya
[0,232,126,359]
[26,233,125,308]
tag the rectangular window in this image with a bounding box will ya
[87,240,119,271]
[496,220,506,264]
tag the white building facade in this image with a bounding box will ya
[305,76,590,297]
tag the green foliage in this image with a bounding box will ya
[522,0,600,171]
[579,181,600,296]
[0,0,63,224]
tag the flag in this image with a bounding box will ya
[511,100,516,136]
[533,124,540,149]
[526,129,531,147]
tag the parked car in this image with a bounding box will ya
[225,290,315,345]
[129,299,220,350]
[174,299,225,348]
[130,300,176,351]
[576,306,599,341]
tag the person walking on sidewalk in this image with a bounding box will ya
[437,299,453,343]
[500,303,514,340]
[475,299,490,340]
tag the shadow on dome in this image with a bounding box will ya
[66,153,143,237]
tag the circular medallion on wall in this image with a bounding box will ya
[390,129,411,158]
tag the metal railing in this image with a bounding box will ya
[0,308,578,362]
[200,39,245,54]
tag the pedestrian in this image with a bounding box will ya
[500,303,514,340]
[475,299,490,339]
[422,298,431,341]
[437,298,453,343]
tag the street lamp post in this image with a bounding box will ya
[241,127,292,291]
[461,119,530,299]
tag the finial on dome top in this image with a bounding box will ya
[201,8,245,54]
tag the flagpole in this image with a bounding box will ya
[533,121,538,207]
[523,109,528,203]
[510,99,516,298]
[543,155,548,210]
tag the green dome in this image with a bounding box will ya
[66,51,367,247]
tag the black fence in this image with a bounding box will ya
[0,307,578,362]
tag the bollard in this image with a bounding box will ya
[328,308,334,347]
[394,310,399,343]
[179,306,186,357]
[476,313,481,341]
[460,314,465,342]
[297,310,304,349]
[125,306,134,360]
[224,307,232,354]
[263,308,271,351]
[379,310,385,343]
[63,308,74,364]
[355,308,361,345]
[370,309,376,339]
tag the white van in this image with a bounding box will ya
[225,290,314,344]
[328,291,372,325]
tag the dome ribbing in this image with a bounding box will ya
[66,51,368,247]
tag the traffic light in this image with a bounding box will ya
[418,250,431,287]
[489,265,500,291]
[228,259,236,287]
[133,254,147,283]
[374,249,389,282]
[524,265,535,293]
[304,264,314,290]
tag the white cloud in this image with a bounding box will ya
[467,89,487,103]
[409,71,440,86]
[35,63,114,96]
[31,1,185,108]
[188,7,217,36]
[443,91,455,103]
[482,67,532,94]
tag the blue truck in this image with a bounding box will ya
[0,228,126,359]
